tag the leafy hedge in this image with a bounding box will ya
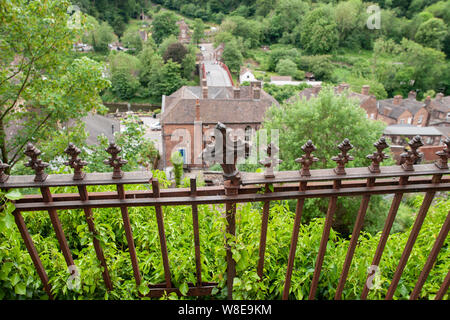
[0,178,448,300]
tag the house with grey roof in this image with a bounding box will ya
[160,81,279,169]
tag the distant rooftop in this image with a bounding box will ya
[383,124,443,136]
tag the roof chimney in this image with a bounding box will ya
[233,86,240,99]
[393,95,402,105]
[424,96,431,109]
[312,85,322,95]
[250,80,262,97]
[253,87,261,100]
[436,93,444,102]
[201,78,207,87]
[408,91,417,100]
[195,99,200,121]
[338,83,350,93]
[202,86,208,99]
[361,85,370,95]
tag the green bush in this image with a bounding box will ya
[0,179,448,300]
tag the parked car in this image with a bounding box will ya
[150,121,161,131]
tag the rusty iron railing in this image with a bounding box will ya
[0,124,449,300]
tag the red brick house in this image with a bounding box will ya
[377,91,449,127]
[160,82,279,169]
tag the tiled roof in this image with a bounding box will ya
[161,86,279,125]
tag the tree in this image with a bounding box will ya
[275,59,299,78]
[108,52,142,100]
[0,0,110,172]
[222,38,243,75]
[151,11,179,45]
[148,59,184,98]
[399,38,446,93]
[192,18,205,44]
[262,87,388,235]
[92,21,117,53]
[121,29,143,54]
[163,43,188,64]
[415,18,448,50]
[300,6,339,54]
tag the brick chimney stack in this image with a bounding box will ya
[202,86,208,99]
[337,83,350,93]
[201,78,207,87]
[253,87,261,100]
[408,91,417,100]
[195,99,200,121]
[233,86,240,99]
[424,96,431,109]
[361,85,370,95]
[393,95,402,105]
[436,93,444,102]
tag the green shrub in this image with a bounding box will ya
[0,178,448,300]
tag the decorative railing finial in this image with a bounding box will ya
[64,143,88,180]
[202,122,250,186]
[332,139,354,175]
[435,137,450,169]
[0,160,10,183]
[367,137,390,173]
[399,135,423,171]
[104,142,128,179]
[24,142,49,182]
[295,140,318,177]
[259,143,282,178]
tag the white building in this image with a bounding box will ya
[240,68,257,84]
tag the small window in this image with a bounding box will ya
[178,149,186,164]
[407,117,412,124]
[447,112,450,120]
[399,119,405,124]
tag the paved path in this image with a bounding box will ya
[201,43,232,87]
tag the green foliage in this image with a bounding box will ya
[0,0,110,171]
[192,19,205,45]
[275,59,299,79]
[1,182,448,299]
[151,11,180,45]
[92,21,117,53]
[415,17,448,50]
[263,83,311,103]
[222,38,244,75]
[300,6,339,54]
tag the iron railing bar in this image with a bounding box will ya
[308,180,341,300]
[116,184,142,286]
[152,179,172,288]
[257,183,272,280]
[40,187,75,269]
[410,210,450,300]
[15,182,450,211]
[12,176,450,204]
[1,165,448,189]
[385,174,443,300]
[435,269,450,300]
[283,181,308,300]
[360,176,409,300]
[77,185,113,291]
[335,178,376,300]
[190,178,202,287]
[13,209,53,299]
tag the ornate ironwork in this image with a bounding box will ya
[202,123,250,186]
[400,135,423,171]
[367,137,390,173]
[24,143,49,182]
[259,143,282,178]
[64,143,88,180]
[435,138,450,169]
[104,142,128,179]
[295,140,318,177]
[332,139,354,175]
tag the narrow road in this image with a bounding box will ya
[201,43,233,87]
